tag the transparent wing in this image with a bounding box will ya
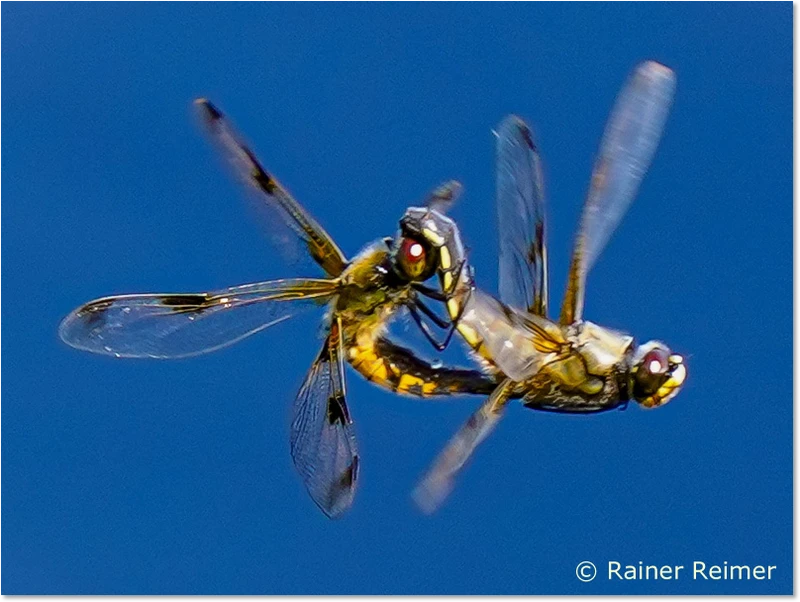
[413,379,515,514]
[424,179,463,214]
[460,289,565,382]
[290,318,359,519]
[561,61,676,324]
[496,115,548,317]
[196,99,348,277]
[59,278,338,359]
[579,62,676,271]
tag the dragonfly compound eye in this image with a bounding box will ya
[396,236,436,281]
[632,343,686,408]
[643,348,669,376]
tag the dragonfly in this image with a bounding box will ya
[59,99,495,518]
[408,61,687,512]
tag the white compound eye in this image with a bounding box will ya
[643,348,669,375]
[407,242,424,259]
[401,237,426,264]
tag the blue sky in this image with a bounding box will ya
[3,3,791,594]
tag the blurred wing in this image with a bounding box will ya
[561,61,676,324]
[59,278,337,359]
[196,99,348,277]
[424,179,463,214]
[496,115,548,317]
[462,289,565,382]
[413,379,515,514]
[290,317,359,518]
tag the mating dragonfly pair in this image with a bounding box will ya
[60,61,686,518]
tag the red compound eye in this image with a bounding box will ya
[395,236,435,281]
[401,237,426,264]
[643,348,669,375]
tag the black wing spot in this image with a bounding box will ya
[326,395,348,426]
[527,241,538,264]
[242,148,277,194]
[158,294,210,313]
[465,413,481,430]
[527,223,545,263]
[338,456,359,490]
[519,123,537,152]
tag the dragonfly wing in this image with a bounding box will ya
[413,378,515,513]
[290,317,359,519]
[561,61,676,324]
[496,116,548,317]
[461,289,564,382]
[59,278,338,359]
[196,99,348,277]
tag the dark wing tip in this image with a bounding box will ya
[497,114,537,151]
[499,113,525,128]
[315,455,359,519]
[194,97,223,122]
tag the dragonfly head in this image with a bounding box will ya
[630,341,686,408]
[398,206,470,299]
[391,207,442,282]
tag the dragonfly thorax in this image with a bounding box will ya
[336,240,413,322]
[568,320,634,377]
[517,320,635,411]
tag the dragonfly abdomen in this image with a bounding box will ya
[346,336,495,397]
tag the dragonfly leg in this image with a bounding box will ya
[407,303,451,352]
[407,289,474,353]
[408,255,476,352]
[411,282,448,301]
[413,297,451,329]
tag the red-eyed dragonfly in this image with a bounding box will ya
[407,61,687,512]
[59,100,495,518]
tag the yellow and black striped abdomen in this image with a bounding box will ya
[346,336,495,398]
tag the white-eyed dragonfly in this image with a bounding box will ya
[60,100,495,518]
[407,61,687,512]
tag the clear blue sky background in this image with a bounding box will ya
[3,3,791,595]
